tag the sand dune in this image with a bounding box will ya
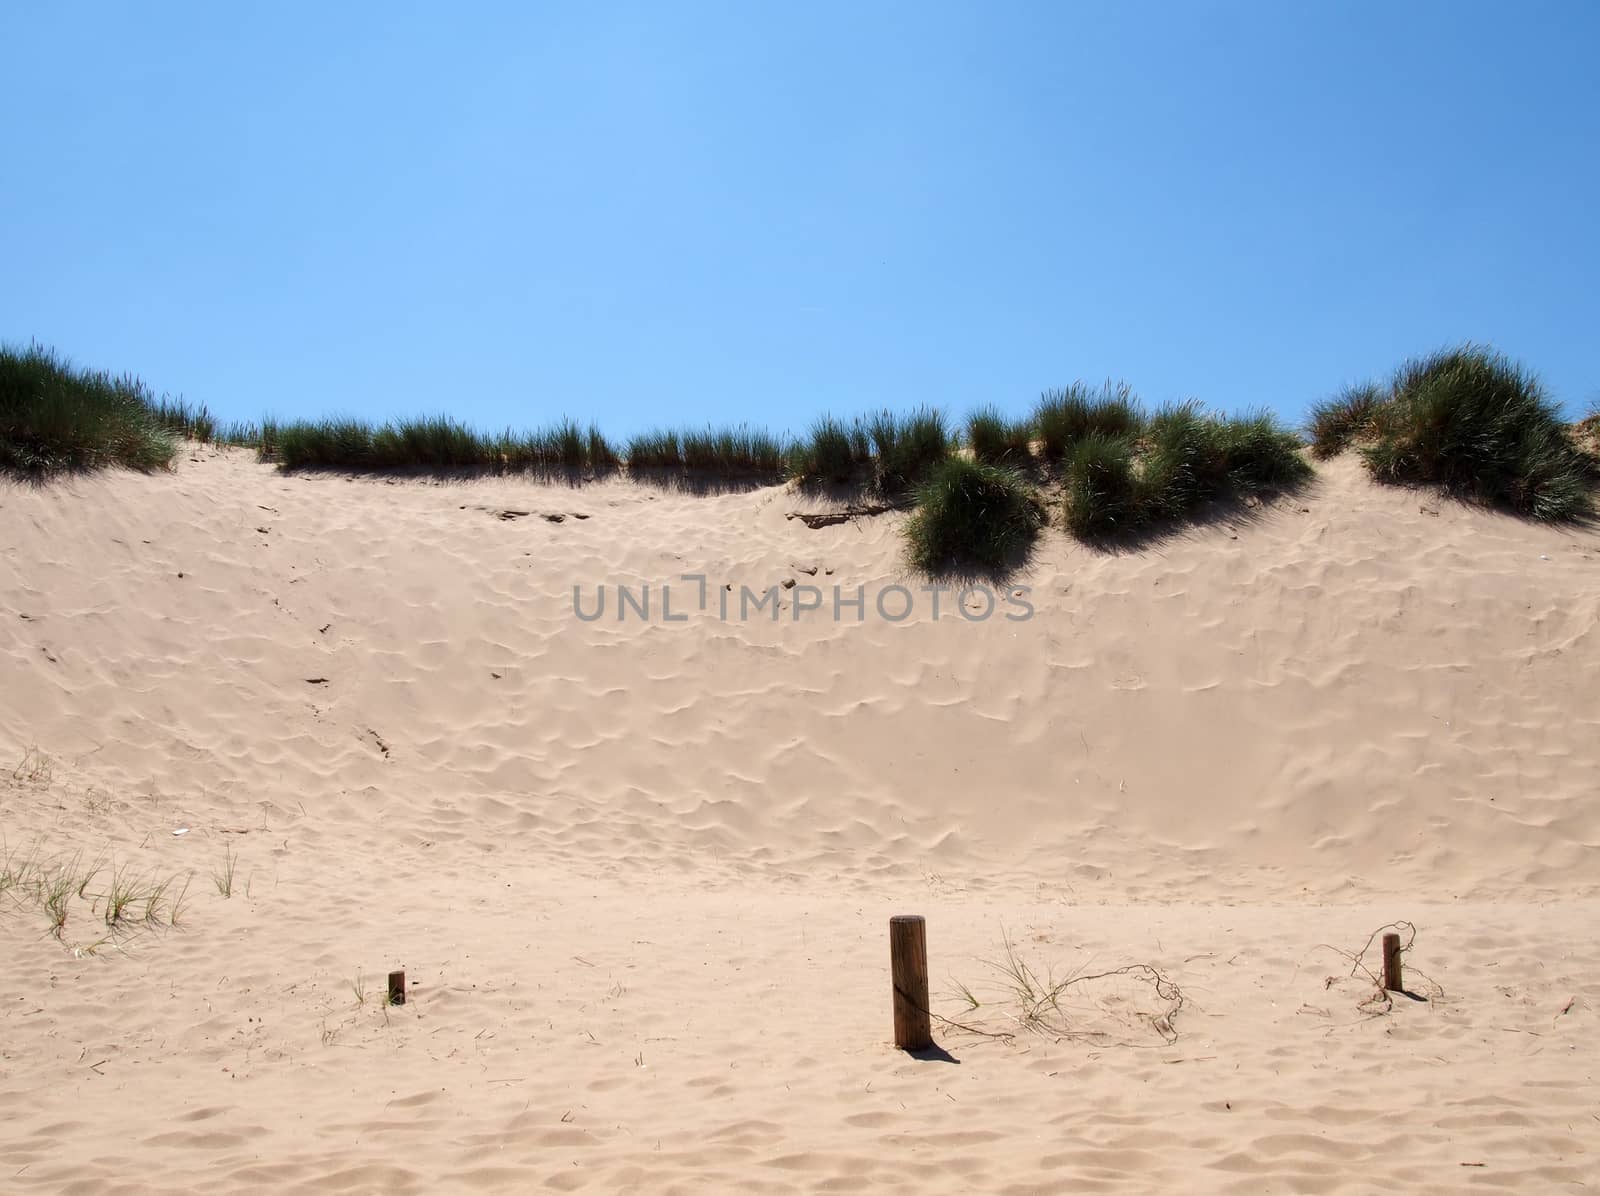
[2,447,1597,1192]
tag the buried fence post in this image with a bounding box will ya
[890,915,932,1051]
[388,969,406,1006]
[1381,933,1403,992]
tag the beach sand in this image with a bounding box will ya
[2,447,1596,1192]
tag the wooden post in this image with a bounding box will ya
[388,969,406,1006]
[1381,933,1403,992]
[890,915,932,1050]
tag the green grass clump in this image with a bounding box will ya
[904,457,1042,573]
[371,416,487,467]
[1140,403,1311,518]
[625,429,683,470]
[789,414,872,485]
[1,343,178,474]
[149,395,221,444]
[1307,382,1384,459]
[1035,382,1144,460]
[588,426,620,472]
[869,407,952,493]
[625,425,785,477]
[680,426,786,475]
[212,418,270,450]
[1064,432,1142,537]
[967,406,1035,466]
[1063,400,1309,538]
[269,415,615,474]
[1360,346,1591,521]
[216,417,279,458]
[544,418,590,471]
[273,418,380,469]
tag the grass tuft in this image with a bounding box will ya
[149,395,222,444]
[1,343,178,474]
[272,418,377,469]
[1035,382,1144,461]
[1,838,191,946]
[1359,345,1592,521]
[371,416,486,468]
[789,414,872,485]
[629,425,786,476]
[1307,382,1384,459]
[587,426,620,472]
[1063,398,1309,539]
[1140,402,1310,518]
[967,406,1035,466]
[213,844,237,899]
[625,428,682,470]
[904,457,1043,573]
[869,407,952,494]
[268,415,618,475]
[681,425,785,475]
[1064,432,1142,537]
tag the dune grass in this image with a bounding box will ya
[212,843,237,898]
[681,426,784,475]
[868,407,953,493]
[272,418,375,468]
[2,837,192,947]
[1139,403,1311,517]
[788,414,873,485]
[967,406,1035,466]
[268,415,619,474]
[1035,382,1145,461]
[1363,346,1591,520]
[1312,346,1593,521]
[1061,398,1309,540]
[1307,383,1385,459]
[1,343,179,474]
[21,337,1586,524]
[1574,408,1600,468]
[627,425,786,476]
[270,414,794,479]
[787,408,952,493]
[623,428,684,470]
[148,395,221,444]
[1063,432,1142,537]
[905,457,1043,573]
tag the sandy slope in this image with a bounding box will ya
[1,446,1596,1193]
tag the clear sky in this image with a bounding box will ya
[5,2,1597,437]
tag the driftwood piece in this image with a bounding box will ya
[787,503,895,529]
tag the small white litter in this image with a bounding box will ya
[173,827,189,837]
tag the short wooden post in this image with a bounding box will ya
[1381,933,1403,992]
[388,969,406,1006]
[890,915,932,1051]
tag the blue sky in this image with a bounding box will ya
[5,2,1597,436]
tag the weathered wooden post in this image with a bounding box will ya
[388,969,406,1006]
[1381,933,1403,992]
[890,915,932,1050]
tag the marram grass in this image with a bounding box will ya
[967,406,1035,466]
[1035,381,1144,461]
[15,337,1588,528]
[269,416,619,474]
[1060,395,1309,540]
[1308,345,1593,522]
[904,457,1043,573]
[1,343,177,474]
[789,414,872,485]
